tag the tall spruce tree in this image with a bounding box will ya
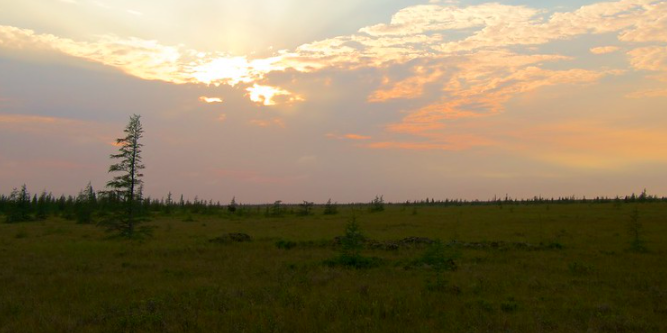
[99,114,148,237]
[5,184,32,223]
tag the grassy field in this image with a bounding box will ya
[1,202,666,332]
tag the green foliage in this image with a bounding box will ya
[323,199,338,215]
[2,203,667,332]
[75,182,96,224]
[500,297,519,313]
[340,217,365,260]
[369,195,384,212]
[227,196,237,213]
[568,261,593,275]
[98,215,154,239]
[275,239,297,250]
[297,201,313,216]
[267,200,284,217]
[326,217,381,268]
[424,274,449,292]
[5,185,32,223]
[627,206,647,252]
[414,240,459,272]
[100,114,148,238]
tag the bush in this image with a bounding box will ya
[326,217,381,269]
[627,207,647,252]
[369,195,384,212]
[276,239,297,250]
[414,240,459,272]
[323,199,338,215]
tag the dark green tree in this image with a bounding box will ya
[228,196,237,213]
[323,198,338,215]
[76,182,96,224]
[5,184,32,223]
[297,200,314,216]
[164,191,173,214]
[99,114,149,237]
[370,195,385,212]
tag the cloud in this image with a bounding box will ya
[2,1,663,84]
[364,133,493,151]
[625,88,667,98]
[326,133,372,140]
[2,0,666,152]
[506,120,667,169]
[246,84,303,106]
[0,114,114,145]
[199,96,223,103]
[344,134,371,140]
[383,51,614,139]
[369,65,444,102]
[628,46,667,72]
[618,1,667,42]
[590,46,620,54]
[249,118,286,128]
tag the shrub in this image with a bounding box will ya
[323,199,338,215]
[276,239,297,250]
[414,240,459,272]
[627,206,647,252]
[325,217,381,268]
[369,195,384,212]
[501,297,519,313]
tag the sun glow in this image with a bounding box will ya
[199,96,223,103]
[246,84,302,106]
[191,56,254,86]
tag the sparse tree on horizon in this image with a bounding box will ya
[99,114,149,237]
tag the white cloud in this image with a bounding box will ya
[1,0,665,128]
[199,96,223,103]
[590,46,620,54]
[246,84,303,106]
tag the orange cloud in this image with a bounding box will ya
[344,134,371,140]
[625,88,667,98]
[365,133,493,151]
[369,66,444,102]
[628,46,667,72]
[0,114,114,145]
[382,57,612,140]
[326,133,372,140]
[506,120,667,169]
[249,118,286,128]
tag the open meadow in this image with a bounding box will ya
[1,202,666,332]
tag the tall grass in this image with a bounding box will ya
[0,202,665,332]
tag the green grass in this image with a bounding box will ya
[1,202,666,332]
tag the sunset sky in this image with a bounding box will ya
[1,0,666,203]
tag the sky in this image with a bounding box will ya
[1,0,666,204]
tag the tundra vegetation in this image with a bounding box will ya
[1,190,666,332]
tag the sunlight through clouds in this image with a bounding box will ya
[198,96,223,104]
[1,0,666,157]
[1,0,667,202]
[246,84,303,106]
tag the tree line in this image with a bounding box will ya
[2,114,664,236]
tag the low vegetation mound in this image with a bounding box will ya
[209,233,252,244]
